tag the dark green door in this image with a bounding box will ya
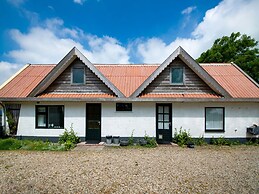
[156,104,172,144]
[86,103,101,143]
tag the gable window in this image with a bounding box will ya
[205,107,224,132]
[36,105,64,129]
[72,67,85,84]
[116,103,132,111]
[171,67,184,84]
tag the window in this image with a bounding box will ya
[72,67,85,84]
[171,67,184,84]
[116,103,132,111]
[36,106,64,129]
[205,107,224,132]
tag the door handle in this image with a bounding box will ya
[98,121,101,125]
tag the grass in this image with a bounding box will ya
[0,138,66,151]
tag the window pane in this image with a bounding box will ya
[48,106,63,128]
[158,114,163,121]
[116,103,132,111]
[37,107,46,113]
[158,106,163,113]
[37,115,46,127]
[72,68,84,84]
[164,106,169,113]
[206,108,224,130]
[164,114,169,121]
[158,122,163,129]
[164,123,170,130]
[171,67,183,84]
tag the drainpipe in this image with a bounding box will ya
[0,102,6,136]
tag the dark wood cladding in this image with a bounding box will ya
[141,57,216,95]
[44,58,114,95]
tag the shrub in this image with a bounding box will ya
[210,136,241,146]
[0,138,22,150]
[173,127,192,147]
[194,136,207,146]
[59,124,80,146]
[144,132,157,148]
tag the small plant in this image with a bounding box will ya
[194,136,207,146]
[210,136,241,146]
[128,129,135,146]
[58,124,80,150]
[144,132,157,148]
[173,127,192,147]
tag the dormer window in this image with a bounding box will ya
[171,66,184,84]
[72,67,85,84]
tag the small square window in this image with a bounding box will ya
[72,67,85,84]
[116,103,132,111]
[171,67,184,84]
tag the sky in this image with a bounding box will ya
[0,0,259,85]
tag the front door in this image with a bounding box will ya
[86,103,101,143]
[156,104,172,144]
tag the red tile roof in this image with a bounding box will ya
[38,93,114,98]
[95,64,159,97]
[201,63,259,98]
[0,65,55,98]
[140,93,221,98]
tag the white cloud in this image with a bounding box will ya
[137,0,259,63]
[181,6,197,15]
[7,0,25,7]
[0,62,21,86]
[73,0,86,5]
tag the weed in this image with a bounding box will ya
[173,127,192,147]
[58,124,80,150]
[128,129,135,146]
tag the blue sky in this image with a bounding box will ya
[0,0,259,85]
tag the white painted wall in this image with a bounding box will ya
[17,101,259,139]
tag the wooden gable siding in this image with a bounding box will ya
[43,58,114,95]
[140,57,216,95]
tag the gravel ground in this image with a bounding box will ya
[0,145,259,194]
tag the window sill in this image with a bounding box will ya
[205,130,225,133]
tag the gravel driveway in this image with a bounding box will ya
[0,145,258,194]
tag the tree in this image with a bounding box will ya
[197,32,259,83]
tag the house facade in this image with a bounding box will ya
[0,47,258,143]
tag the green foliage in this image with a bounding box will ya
[144,132,157,148]
[194,136,207,146]
[173,127,192,147]
[58,124,80,146]
[0,138,22,150]
[245,139,259,146]
[210,136,241,146]
[0,138,65,151]
[128,129,135,146]
[197,32,259,83]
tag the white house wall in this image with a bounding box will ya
[17,101,259,139]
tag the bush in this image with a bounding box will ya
[58,124,80,150]
[144,133,157,148]
[173,127,192,147]
[0,138,22,150]
[194,136,207,146]
[210,136,241,146]
[0,138,66,151]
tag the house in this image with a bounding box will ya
[0,46,258,143]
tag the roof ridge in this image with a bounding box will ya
[94,64,160,66]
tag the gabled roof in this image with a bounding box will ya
[0,46,258,101]
[29,47,125,98]
[201,63,259,98]
[130,46,231,98]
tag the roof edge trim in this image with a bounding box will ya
[231,62,259,88]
